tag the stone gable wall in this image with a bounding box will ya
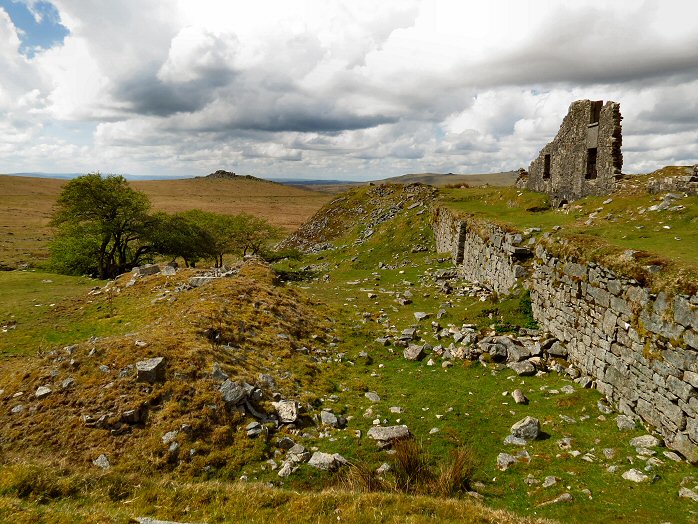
[433,207,698,461]
[525,100,623,206]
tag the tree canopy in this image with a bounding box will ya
[51,173,152,279]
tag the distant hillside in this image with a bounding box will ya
[0,174,329,268]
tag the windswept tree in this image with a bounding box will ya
[146,212,217,267]
[179,210,241,267]
[50,173,153,279]
[234,213,284,257]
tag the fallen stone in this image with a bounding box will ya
[220,380,248,406]
[273,400,300,424]
[630,435,661,448]
[504,435,528,446]
[511,416,540,441]
[136,357,166,383]
[403,344,425,361]
[414,312,430,321]
[365,391,381,402]
[93,454,110,469]
[376,462,391,474]
[246,421,263,438]
[538,493,573,507]
[542,476,558,488]
[277,461,296,478]
[622,469,648,482]
[508,361,536,376]
[320,410,339,427]
[10,404,24,413]
[367,425,410,447]
[616,415,635,431]
[679,487,698,502]
[512,389,528,405]
[496,453,517,471]
[211,362,229,381]
[162,430,179,445]
[35,386,52,399]
[308,452,347,471]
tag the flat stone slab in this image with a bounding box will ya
[367,425,410,444]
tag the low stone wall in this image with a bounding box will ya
[647,169,698,196]
[433,206,698,461]
[432,208,532,295]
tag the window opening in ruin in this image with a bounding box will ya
[543,154,551,179]
[585,147,598,179]
[590,100,602,125]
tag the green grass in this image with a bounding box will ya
[0,270,115,356]
[2,183,698,523]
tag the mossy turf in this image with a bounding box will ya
[1,183,697,523]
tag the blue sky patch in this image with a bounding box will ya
[0,0,68,57]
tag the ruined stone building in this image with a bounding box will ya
[517,100,623,206]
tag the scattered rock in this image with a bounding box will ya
[414,312,430,321]
[308,452,347,471]
[538,493,573,507]
[220,380,248,407]
[135,357,166,383]
[376,462,391,475]
[320,410,339,427]
[616,415,635,431]
[512,389,528,405]
[35,386,52,399]
[93,454,110,469]
[679,487,698,502]
[622,469,649,483]
[630,435,661,449]
[403,344,425,361]
[504,435,528,446]
[365,391,381,402]
[508,361,536,376]
[211,362,229,381]
[497,453,517,471]
[273,400,300,424]
[367,425,410,448]
[510,416,540,441]
[542,476,558,488]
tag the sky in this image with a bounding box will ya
[0,0,697,180]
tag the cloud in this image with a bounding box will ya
[0,0,697,179]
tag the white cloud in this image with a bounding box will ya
[0,0,697,178]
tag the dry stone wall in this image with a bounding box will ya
[432,207,531,295]
[433,207,698,462]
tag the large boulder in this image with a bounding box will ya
[136,357,166,383]
[511,416,540,441]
